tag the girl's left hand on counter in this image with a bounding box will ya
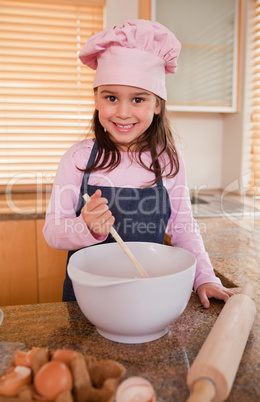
[197,283,239,309]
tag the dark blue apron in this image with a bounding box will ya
[63,141,171,301]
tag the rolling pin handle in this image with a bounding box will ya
[187,378,216,402]
[239,283,253,297]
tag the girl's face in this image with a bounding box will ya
[94,85,161,150]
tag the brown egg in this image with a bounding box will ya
[115,376,156,402]
[34,361,73,400]
[0,366,31,397]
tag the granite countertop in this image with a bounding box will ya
[0,199,259,400]
[0,292,257,402]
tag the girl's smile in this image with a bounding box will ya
[94,85,161,149]
[112,122,137,132]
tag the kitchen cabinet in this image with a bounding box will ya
[0,219,67,306]
[36,219,67,304]
[152,0,240,112]
[0,220,38,306]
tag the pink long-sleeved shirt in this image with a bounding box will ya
[43,138,221,291]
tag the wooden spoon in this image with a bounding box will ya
[83,193,149,278]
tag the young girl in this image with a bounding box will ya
[43,19,236,307]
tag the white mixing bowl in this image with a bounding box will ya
[68,242,196,344]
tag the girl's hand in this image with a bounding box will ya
[81,189,115,237]
[197,282,238,309]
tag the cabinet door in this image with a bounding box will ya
[36,219,67,303]
[153,0,240,112]
[0,220,38,306]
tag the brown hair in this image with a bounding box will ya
[84,98,179,186]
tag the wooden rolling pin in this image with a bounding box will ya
[82,193,149,278]
[187,283,256,402]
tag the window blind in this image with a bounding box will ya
[0,0,104,190]
[248,0,260,195]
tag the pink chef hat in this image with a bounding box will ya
[78,19,181,101]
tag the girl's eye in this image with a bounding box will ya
[133,97,144,104]
[106,96,117,102]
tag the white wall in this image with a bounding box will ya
[171,112,223,190]
[222,0,252,194]
[169,0,251,192]
[105,0,225,190]
[105,0,138,26]
[105,0,250,192]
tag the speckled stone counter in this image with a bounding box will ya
[0,291,259,401]
[0,192,49,220]
[198,216,260,296]
[0,212,260,400]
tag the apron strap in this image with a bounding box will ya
[74,141,98,215]
[82,140,99,184]
[87,140,98,167]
